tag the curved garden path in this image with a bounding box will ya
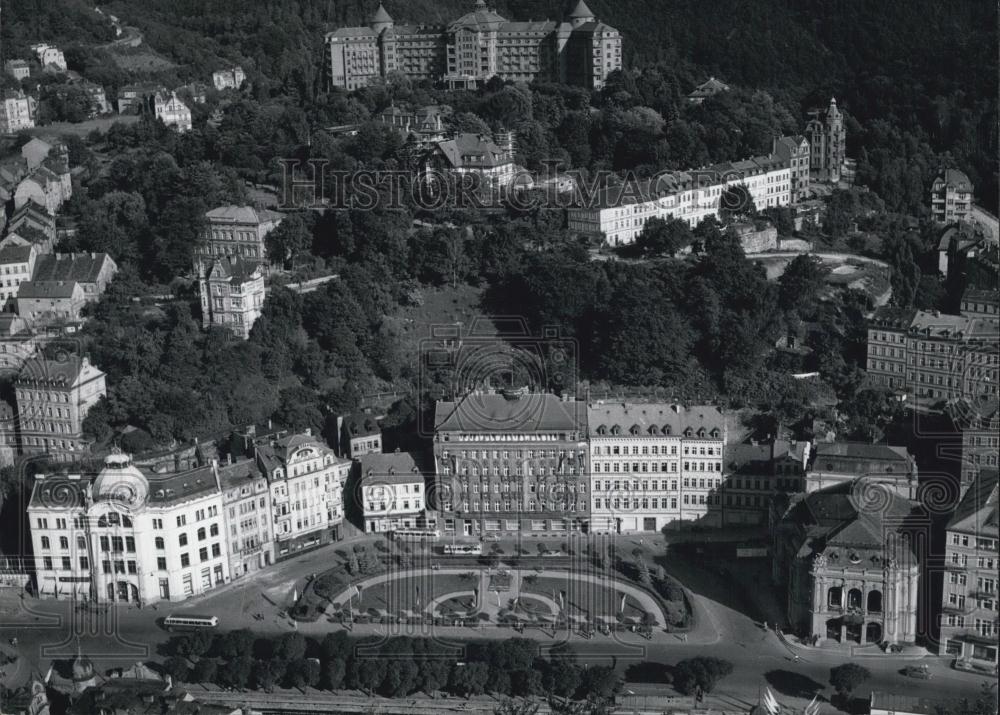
[330,567,665,627]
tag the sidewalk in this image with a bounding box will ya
[777,629,932,660]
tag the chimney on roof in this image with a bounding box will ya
[304,427,312,437]
[672,404,681,413]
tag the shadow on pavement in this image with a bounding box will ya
[764,669,826,699]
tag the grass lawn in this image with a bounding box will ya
[398,284,495,357]
[520,575,649,621]
[342,571,478,614]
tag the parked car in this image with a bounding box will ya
[902,664,931,679]
[481,534,500,542]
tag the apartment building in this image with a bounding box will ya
[587,403,726,533]
[200,206,285,263]
[326,0,621,92]
[433,391,589,536]
[14,355,106,460]
[1,90,34,134]
[254,431,351,559]
[567,140,796,246]
[772,135,811,203]
[867,307,1000,402]
[723,439,810,526]
[197,255,266,340]
[931,170,974,224]
[5,60,30,81]
[3,200,56,254]
[340,410,383,459]
[950,399,1000,495]
[28,451,230,603]
[357,451,427,533]
[0,243,37,309]
[960,288,999,319]
[806,98,846,183]
[0,314,37,372]
[215,457,274,578]
[939,468,998,672]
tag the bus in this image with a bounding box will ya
[443,544,482,556]
[162,614,219,631]
[390,528,440,540]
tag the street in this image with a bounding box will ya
[1,535,994,710]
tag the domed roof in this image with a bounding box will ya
[92,451,149,508]
[72,650,95,682]
[449,0,507,32]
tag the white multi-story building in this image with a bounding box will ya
[153,91,192,132]
[216,457,274,579]
[28,452,230,603]
[254,430,351,560]
[212,66,246,91]
[1,90,34,134]
[567,142,796,246]
[357,451,426,533]
[587,403,726,533]
[30,44,67,71]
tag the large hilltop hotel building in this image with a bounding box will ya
[326,0,622,91]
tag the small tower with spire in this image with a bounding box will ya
[568,0,596,27]
[370,3,394,34]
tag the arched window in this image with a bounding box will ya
[827,586,842,608]
[848,588,863,609]
[867,590,882,613]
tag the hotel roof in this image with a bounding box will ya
[435,392,587,434]
[588,403,724,438]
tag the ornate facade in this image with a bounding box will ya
[771,480,923,646]
[806,97,846,183]
[434,391,589,536]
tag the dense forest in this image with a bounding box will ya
[0,0,993,459]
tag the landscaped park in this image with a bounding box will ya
[293,538,692,638]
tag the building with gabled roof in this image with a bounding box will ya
[15,354,106,460]
[153,91,192,132]
[938,467,998,670]
[31,252,117,299]
[197,255,265,339]
[426,132,516,189]
[5,200,57,251]
[722,439,811,526]
[434,391,589,536]
[356,450,427,532]
[339,409,383,458]
[931,169,974,224]
[0,242,38,308]
[687,76,730,104]
[770,479,924,646]
[253,429,351,558]
[16,279,87,322]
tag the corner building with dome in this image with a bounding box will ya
[27,451,231,603]
[326,0,622,91]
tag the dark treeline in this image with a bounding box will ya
[158,631,624,703]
